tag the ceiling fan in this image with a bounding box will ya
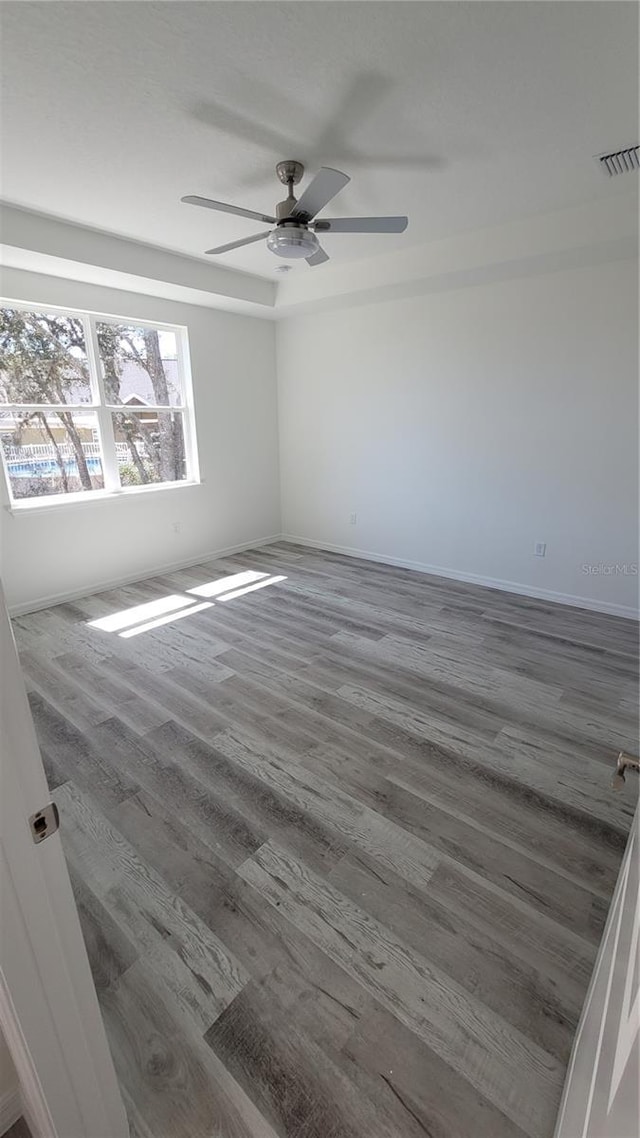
[181,160,408,266]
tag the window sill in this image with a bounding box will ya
[4,480,203,516]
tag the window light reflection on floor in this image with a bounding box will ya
[87,594,195,633]
[119,600,213,638]
[217,574,287,601]
[187,570,267,598]
[84,569,288,639]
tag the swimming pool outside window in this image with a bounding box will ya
[0,303,199,507]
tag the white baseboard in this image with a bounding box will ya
[280,534,640,620]
[0,1087,22,1136]
[9,531,639,621]
[8,535,281,616]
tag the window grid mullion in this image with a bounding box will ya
[84,315,120,494]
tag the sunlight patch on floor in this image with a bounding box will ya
[87,594,194,633]
[84,568,288,638]
[187,570,267,598]
[119,600,214,638]
[218,575,287,601]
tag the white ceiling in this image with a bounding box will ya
[1,1,638,282]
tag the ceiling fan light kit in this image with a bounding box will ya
[266,226,319,259]
[182,161,408,266]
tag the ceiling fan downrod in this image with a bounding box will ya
[275,160,305,222]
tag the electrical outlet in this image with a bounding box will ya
[349,513,357,525]
[172,521,181,534]
[534,541,546,557]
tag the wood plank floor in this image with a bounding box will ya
[3,1120,32,1138]
[13,542,639,1138]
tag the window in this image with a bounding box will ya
[0,303,198,506]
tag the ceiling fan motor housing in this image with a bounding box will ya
[275,198,299,220]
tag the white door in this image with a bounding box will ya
[0,580,129,1138]
[555,806,639,1138]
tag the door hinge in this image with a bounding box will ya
[29,802,59,844]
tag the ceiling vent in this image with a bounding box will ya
[597,146,639,176]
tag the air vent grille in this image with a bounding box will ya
[597,146,639,176]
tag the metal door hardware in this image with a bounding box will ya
[29,802,59,844]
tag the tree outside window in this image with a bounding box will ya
[0,305,196,504]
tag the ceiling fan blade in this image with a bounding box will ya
[314,216,408,233]
[205,231,271,255]
[182,195,276,225]
[306,245,330,267]
[290,168,350,221]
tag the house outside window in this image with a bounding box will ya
[0,302,199,507]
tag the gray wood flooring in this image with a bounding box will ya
[13,542,639,1138]
[3,1121,32,1138]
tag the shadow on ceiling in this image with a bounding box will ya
[189,71,445,192]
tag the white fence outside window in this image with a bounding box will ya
[3,442,131,463]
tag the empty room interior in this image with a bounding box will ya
[0,3,639,1138]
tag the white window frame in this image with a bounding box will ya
[0,298,201,511]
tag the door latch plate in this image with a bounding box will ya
[29,802,60,844]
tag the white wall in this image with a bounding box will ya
[2,207,638,619]
[277,255,639,616]
[0,268,280,613]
